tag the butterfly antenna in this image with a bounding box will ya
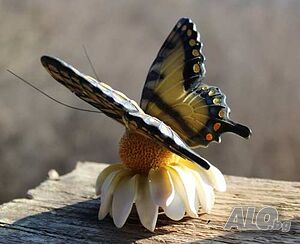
[82,44,100,81]
[7,69,103,114]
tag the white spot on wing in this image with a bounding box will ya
[173,133,186,147]
[85,75,100,87]
[123,100,139,112]
[144,116,159,126]
[158,123,172,138]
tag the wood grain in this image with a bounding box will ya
[0,162,299,243]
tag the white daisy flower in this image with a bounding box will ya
[95,131,226,232]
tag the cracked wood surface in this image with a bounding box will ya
[0,162,299,243]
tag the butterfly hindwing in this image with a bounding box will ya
[182,84,251,147]
[141,18,251,148]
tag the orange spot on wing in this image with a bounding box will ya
[206,133,213,141]
[213,123,221,131]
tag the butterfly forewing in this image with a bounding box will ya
[41,56,141,125]
[41,55,211,170]
[141,18,251,148]
[141,18,205,110]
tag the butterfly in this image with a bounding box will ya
[41,18,251,171]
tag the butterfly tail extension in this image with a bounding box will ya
[219,119,252,139]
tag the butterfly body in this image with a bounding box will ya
[41,18,251,171]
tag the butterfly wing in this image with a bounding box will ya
[141,18,251,148]
[41,55,142,125]
[41,55,211,170]
[123,111,211,170]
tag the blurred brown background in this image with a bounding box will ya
[0,0,299,204]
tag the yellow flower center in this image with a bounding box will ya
[119,131,178,173]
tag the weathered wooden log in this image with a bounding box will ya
[0,162,299,243]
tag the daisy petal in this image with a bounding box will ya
[96,163,124,195]
[112,175,137,228]
[98,169,131,220]
[193,171,215,213]
[163,186,185,221]
[98,170,118,220]
[135,175,159,232]
[206,164,226,192]
[194,194,200,214]
[177,159,226,192]
[149,167,174,207]
[168,165,198,217]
